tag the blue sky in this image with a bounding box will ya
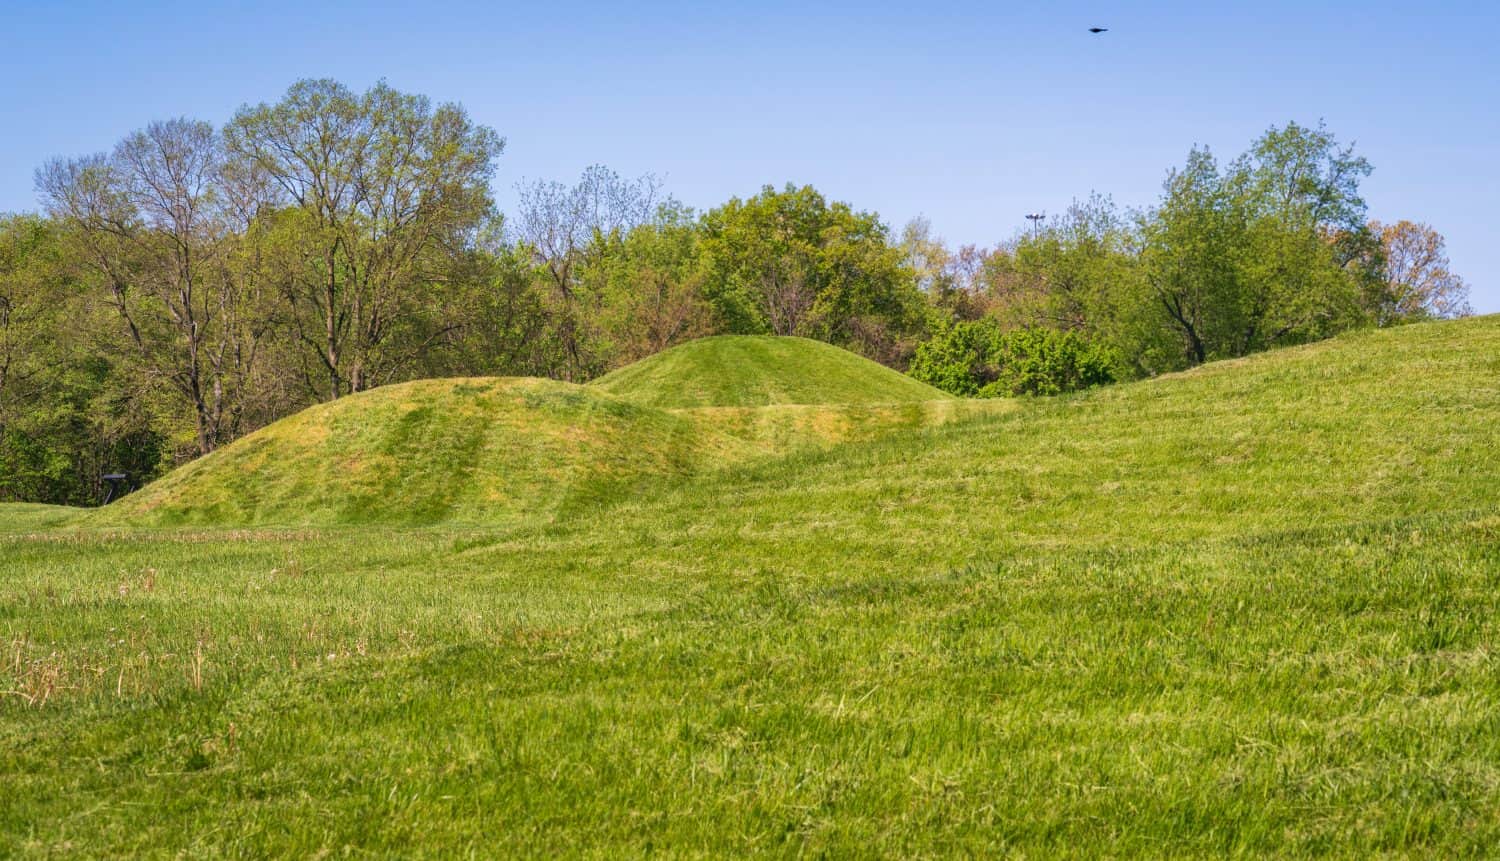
[2,0,1495,310]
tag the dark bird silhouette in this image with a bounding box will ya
[1088,27,1109,34]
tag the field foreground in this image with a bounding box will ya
[3,318,1500,856]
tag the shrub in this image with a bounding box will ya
[910,320,1114,397]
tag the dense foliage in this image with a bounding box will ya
[910,321,1114,397]
[0,80,1472,504]
[697,185,929,365]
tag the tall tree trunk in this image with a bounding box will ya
[325,251,340,400]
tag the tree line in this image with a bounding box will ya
[0,80,1471,504]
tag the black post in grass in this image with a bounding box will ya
[101,473,129,505]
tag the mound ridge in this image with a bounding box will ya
[97,377,749,528]
[590,335,952,408]
[87,338,973,528]
[85,319,1500,532]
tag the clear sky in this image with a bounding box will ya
[2,0,1495,310]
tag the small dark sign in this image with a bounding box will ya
[101,473,130,505]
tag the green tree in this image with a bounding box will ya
[432,234,573,379]
[990,195,1163,375]
[0,214,75,501]
[699,184,927,364]
[0,214,166,503]
[1232,120,1371,341]
[512,166,663,379]
[37,119,273,456]
[225,79,503,399]
[580,201,713,368]
[1139,123,1372,368]
[0,215,58,431]
[1139,147,1247,366]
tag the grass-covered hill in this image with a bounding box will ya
[590,334,953,407]
[95,377,750,528]
[92,337,973,528]
[3,317,1500,856]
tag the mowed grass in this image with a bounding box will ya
[92,342,972,529]
[2,317,1499,856]
[0,504,82,533]
[95,377,755,528]
[590,334,953,408]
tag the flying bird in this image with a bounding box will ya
[1088,27,1108,34]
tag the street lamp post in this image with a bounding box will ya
[1025,212,1046,237]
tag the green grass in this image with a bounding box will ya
[590,334,953,407]
[2,317,1499,856]
[0,503,83,533]
[95,376,754,528]
[90,338,974,529]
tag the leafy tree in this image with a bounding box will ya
[983,195,1165,375]
[0,214,167,503]
[1240,121,1371,238]
[1139,123,1372,368]
[909,319,1114,397]
[225,79,503,399]
[37,119,272,455]
[434,232,581,380]
[0,214,75,501]
[0,215,59,428]
[699,184,927,364]
[1233,120,1371,338]
[1003,196,1128,329]
[580,201,713,367]
[1139,147,1247,366]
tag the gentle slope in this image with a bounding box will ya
[89,336,965,527]
[95,377,748,527]
[590,334,953,408]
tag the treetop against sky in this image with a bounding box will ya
[0,1,1493,310]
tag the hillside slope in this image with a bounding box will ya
[625,315,1500,556]
[96,377,750,527]
[590,335,952,408]
[90,335,961,527]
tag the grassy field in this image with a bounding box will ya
[2,318,1499,856]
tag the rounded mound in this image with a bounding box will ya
[97,378,743,527]
[590,335,953,408]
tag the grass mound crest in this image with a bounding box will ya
[590,335,952,408]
